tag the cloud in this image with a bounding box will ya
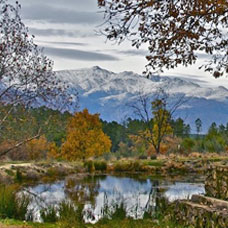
[21,4,102,24]
[37,41,87,47]
[116,49,149,56]
[166,74,209,85]
[29,28,77,37]
[18,0,99,11]
[43,47,119,61]
[179,77,209,85]
[29,27,94,39]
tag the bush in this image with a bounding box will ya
[111,203,126,220]
[41,201,83,227]
[84,160,95,173]
[40,205,58,223]
[138,155,147,160]
[0,185,31,220]
[181,138,195,153]
[114,161,144,172]
[150,155,157,160]
[59,201,77,220]
[15,169,23,183]
[94,161,107,171]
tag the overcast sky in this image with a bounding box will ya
[9,0,228,88]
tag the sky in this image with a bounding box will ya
[8,0,228,88]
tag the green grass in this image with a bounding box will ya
[144,160,165,167]
[0,218,55,227]
[0,185,31,220]
[0,217,188,228]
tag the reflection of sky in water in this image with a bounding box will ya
[24,176,205,223]
[165,182,205,202]
[24,181,66,221]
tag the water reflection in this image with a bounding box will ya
[23,175,205,223]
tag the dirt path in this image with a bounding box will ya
[0,163,33,169]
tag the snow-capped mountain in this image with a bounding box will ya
[56,66,228,133]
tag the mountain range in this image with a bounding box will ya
[55,66,228,133]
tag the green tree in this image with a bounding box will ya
[181,138,195,153]
[204,122,226,153]
[172,118,191,137]
[195,118,202,135]
[102,120,126,152]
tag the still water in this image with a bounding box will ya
[23,174,205,223]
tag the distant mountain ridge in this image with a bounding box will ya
[55,66,228,133]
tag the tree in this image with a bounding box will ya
[129,89,187,155]
[0,0,75,108]
[181,138,195,153]
[171,118,191,137]
[0,0,77,157]
[26,135,49,160]
[205,122,226,152]
[102,120,126,152]
[195,118,202,135]
[98,0,228,77]
[60,109,111,161]
[141,98,173,155]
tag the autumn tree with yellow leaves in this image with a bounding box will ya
[60,109,111,161]
[26,135,50,160]
[130,98,173,155]
[144,99,172,154]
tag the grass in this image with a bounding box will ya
[0,217,188,228]
[145,160,165,167]
[0,218,55,227]
[0,185,31,220]
[0,193,189,228]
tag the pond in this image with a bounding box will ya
[23,174,205,223]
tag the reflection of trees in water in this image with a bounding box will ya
[21,182,66,221]
[65,175,101,207]
[64,175,161,222]
[22,176,202,223]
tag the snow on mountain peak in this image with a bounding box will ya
[56,66,228,100]
[55,66,228,132]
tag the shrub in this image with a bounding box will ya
[114,161,144,172]
[40,205,58,223]
[59,201,83,225]
[15,169,23,183]
[139,155,147,160]
[150,155,157,160]
[84,160,95,173]
[59,201,77,220]
[181,138,195,153]
[41,201,83,227]
[94,160,107,171]
[0,185,31,220]
[114,162,132,172]
[111,203,126,220]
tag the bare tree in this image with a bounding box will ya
[129,88,188,155]
[0,0,78,158]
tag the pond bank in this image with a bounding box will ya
[1,155,228,184]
